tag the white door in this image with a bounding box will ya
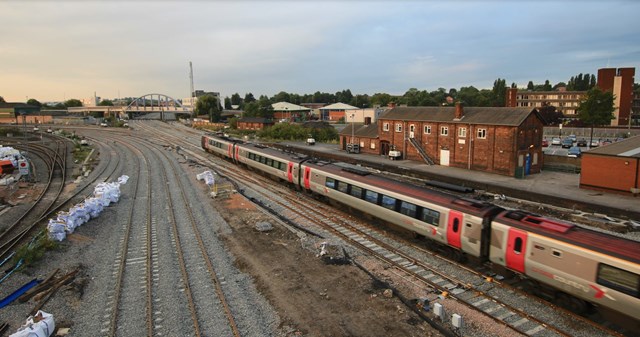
[409,125,415,138]
[440,149,450,166]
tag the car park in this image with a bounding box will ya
[567,146,582,158]
[561,138,573,148]
[577,138,587,147]
[551,137,561,146]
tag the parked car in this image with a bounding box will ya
[542,139,549,147]
[46,128,53,133]
[567,146,582,158]
[577,138,587,147]
[601,139,612,146]
[561,138,573,148]
[33,126,39,132]
[568,134,577,143]
[100,122,108,127]
[551,137,561,146]
[590,139,600,147]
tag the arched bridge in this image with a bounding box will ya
[125,93,192,120]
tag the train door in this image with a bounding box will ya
[234,145,240,162]
[446,210,462,249]
[303,166,311,190]
[227,144,233,159]
[287,162,294,183]
[506,228,527,273]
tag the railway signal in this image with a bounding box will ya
[18,159,29,175]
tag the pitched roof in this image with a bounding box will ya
[339,122,379,138]
[271,102,311,111]
[585,135,640,158]
[320,102,359,110]
[379,106,537,126]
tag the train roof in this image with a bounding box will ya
[240,142,309,162]
[496,211,640,264]
[303,160,499,217]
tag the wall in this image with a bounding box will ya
[580,154,640,194]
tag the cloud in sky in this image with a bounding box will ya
[1,0,638,102]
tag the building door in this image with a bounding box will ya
[505,228,527,273]
[380,141,390,156]
[440,149,450,166]
[446,210,463,249]
[409,124,415,138]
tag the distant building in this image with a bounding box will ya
[506,88,585,116]
[319,102,359,122]
[271,102,311,122]
[236,117,274,130]
[597,67,635,126]
[0,102,44,124]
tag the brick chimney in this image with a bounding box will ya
[455,102,463,119]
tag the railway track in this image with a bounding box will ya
[130,120,630,336]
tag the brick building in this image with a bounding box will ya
[580,136,640,195]
[597,67,636,126]
[505,88,585,116]
[319,102,359,122]
[236,117,274,131]
[341,103,545,177]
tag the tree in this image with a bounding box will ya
[98,99,114,106]
[527,81,535,91]
[224,97,232,110]
[195,94,222,122]
[27,98,42,107]
[491,78,507,107]
[538,103,564,126]
[64,99,83,107]
[543,80,552,91]
[244,93,256,103]
[577,87,615,147]
[0,96,5,103]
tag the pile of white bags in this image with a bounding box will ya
[0,146,22,167]
[9,310,55,337]
[196,171,215,186]
[47,175,129,242]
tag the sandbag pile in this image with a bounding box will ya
[47,175,129,242]
[0,146,22,167]
[196,170,215,186]
[9,310,55,337]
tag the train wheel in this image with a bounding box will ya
[556,293,588,314]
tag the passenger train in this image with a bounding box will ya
[201,133,640,326]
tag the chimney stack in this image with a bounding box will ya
[455,102,463,119]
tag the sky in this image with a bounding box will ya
[1,0,639,103]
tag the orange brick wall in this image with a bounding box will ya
[580,154,640,194]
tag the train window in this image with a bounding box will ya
[420,208,440,226]
[325,178,336,189]
[452,218,460,232]
[399,201,417,218]
[249,153,255,160]
[514,238,523,254]
[364,190,378,203]
[350,185,363,198]
[552,249,562,258]
[337,181,349,193]
[381,195,396,210]
[279,162,287,171]
[597,264,640,298]
[265,158,273,167]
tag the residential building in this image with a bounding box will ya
[506,87,585,116]
[597,67,635,126]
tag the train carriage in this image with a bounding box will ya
[201,134,237,159]
[490,210,640,321]
[235,142,306,185]
[300,160,501,258]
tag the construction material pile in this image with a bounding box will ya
[0,146,22,167]
[47,176,129,242]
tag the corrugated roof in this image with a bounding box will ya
[320,102,359,110]
[585,135,640,158]
[379,106,537,126]
[271,102,311,111]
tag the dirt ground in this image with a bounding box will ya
[214,192,443,337]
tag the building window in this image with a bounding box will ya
[424,125,431,134]
[395,123,403,132]
[370,142,376,149]
[440,126,448,136]
[477,128,487,139]
[458,127,466,138]
[383,123,389,131]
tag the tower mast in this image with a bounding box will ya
[189,61,195,97]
